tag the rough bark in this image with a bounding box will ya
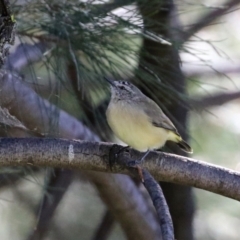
[0,138,240,202]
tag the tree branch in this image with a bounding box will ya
[28,169,73,240]
[191,91,240,110]
[0,138,240,202]
[4,42,47,71]
[0,70,99,141]
[92,210,115,240]
[183,62,240,78]
[182,0,240,42]
[142,169,174,240]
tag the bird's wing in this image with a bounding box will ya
[140,97,179,134]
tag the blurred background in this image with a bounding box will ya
[0,0,240,239]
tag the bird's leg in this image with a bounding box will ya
[127,149,150,167]
[136,150,150,164]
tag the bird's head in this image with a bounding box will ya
[105,78,142,100]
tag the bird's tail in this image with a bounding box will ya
[177,140,193,153]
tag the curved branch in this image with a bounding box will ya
[0,138,240,202]
[142,169,174,240]
[0,70,99,141]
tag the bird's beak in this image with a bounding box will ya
[104,77,115,86]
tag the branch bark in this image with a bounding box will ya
[142,169,174,240]
[1,138,240,202]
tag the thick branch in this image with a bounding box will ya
[1,138,240,202]
[0,70,99,141]
[4,43,47,71]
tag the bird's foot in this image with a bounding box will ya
[109,146,149,182]
[139,150,150,164]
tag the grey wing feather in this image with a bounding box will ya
[140,97,179,134]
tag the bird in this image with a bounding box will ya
[105,78,192,163]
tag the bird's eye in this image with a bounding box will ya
[119,86,125,90]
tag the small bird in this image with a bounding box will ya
[105,78,192,162]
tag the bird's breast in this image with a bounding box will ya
[106,102,169,151]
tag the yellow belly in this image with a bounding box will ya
[106,102,171,152]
